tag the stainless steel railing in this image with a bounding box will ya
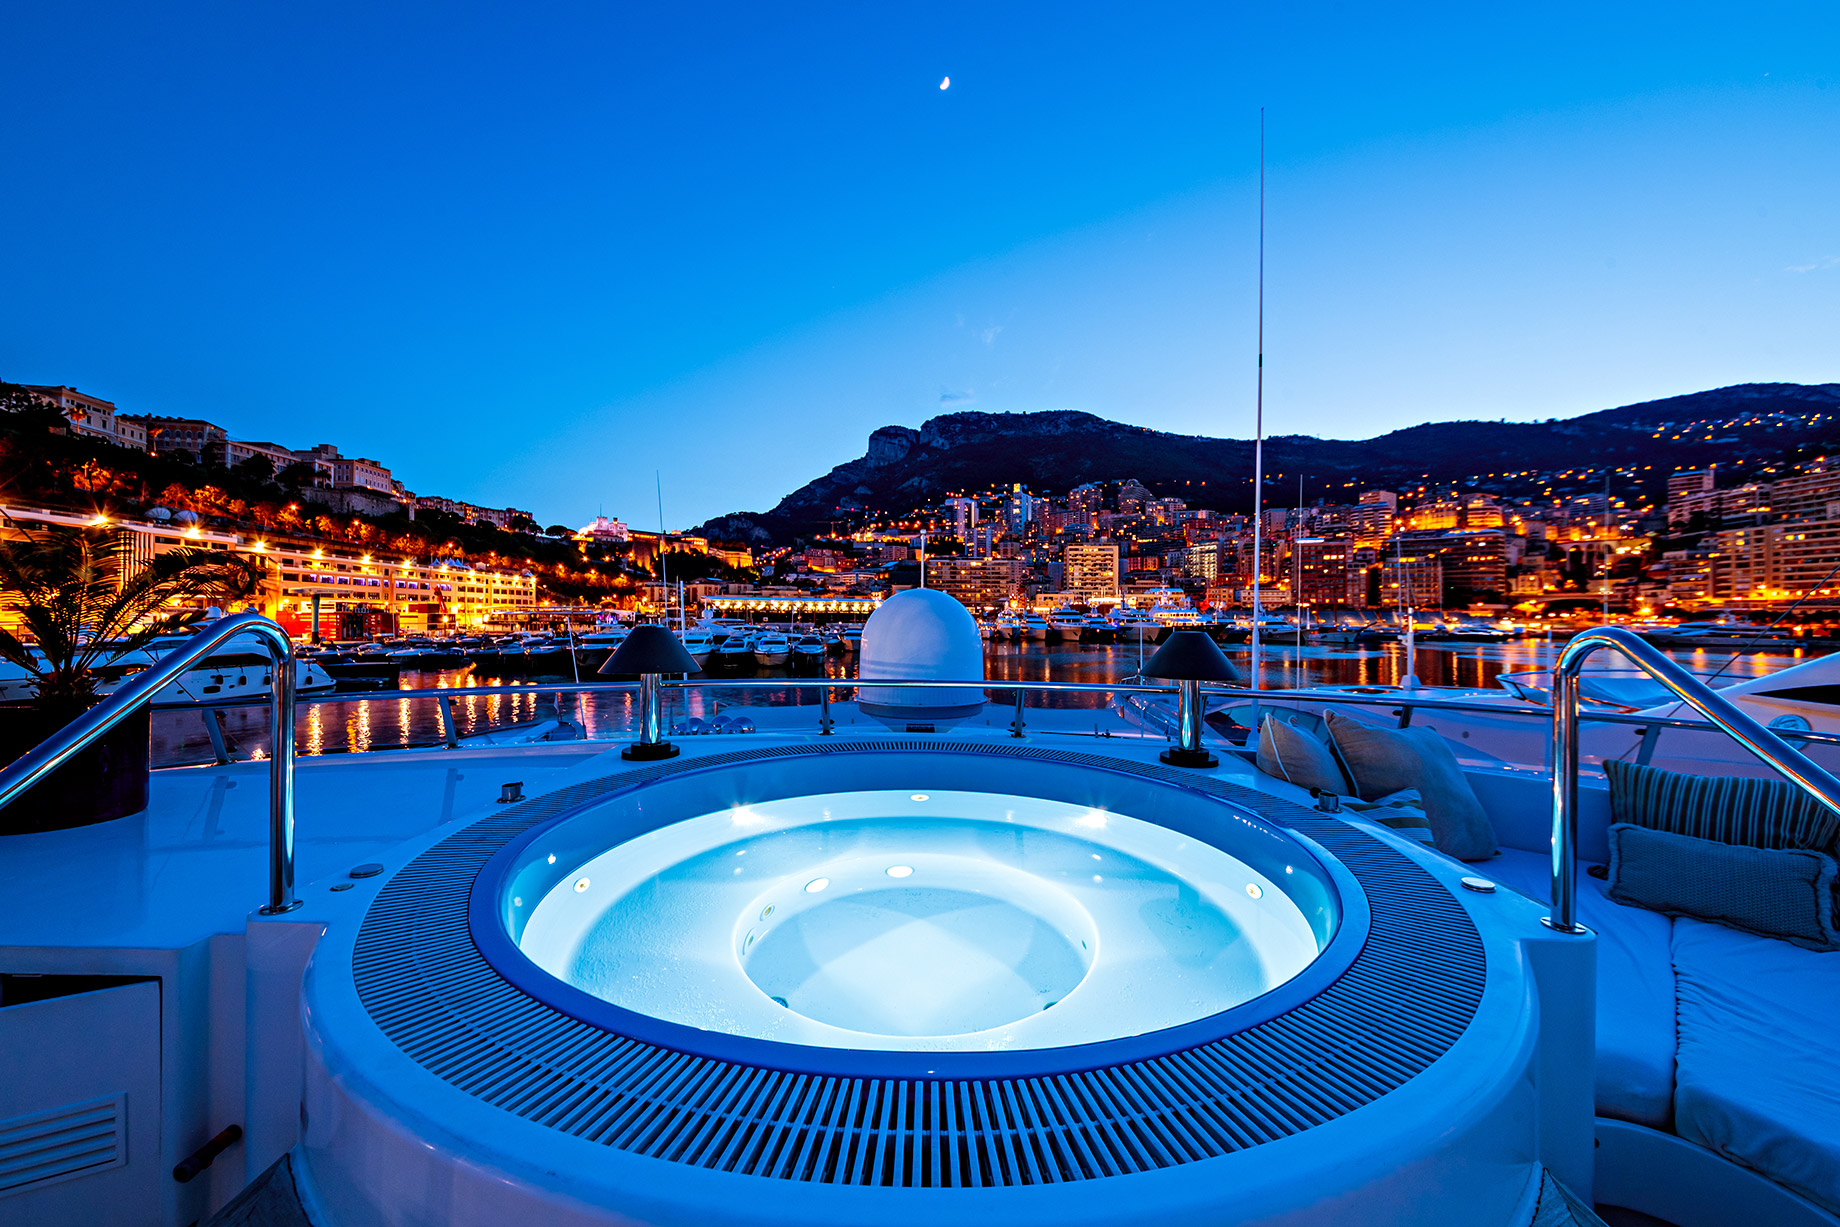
[0,611,302,915]
[157,670,1840,752]
[1545,626,1840,934]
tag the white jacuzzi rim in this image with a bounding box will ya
[468,748,1371,1080]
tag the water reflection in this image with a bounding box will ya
[148,638,1801,767]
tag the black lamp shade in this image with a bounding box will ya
[599,625,698,675]
[1144,630,1240,682]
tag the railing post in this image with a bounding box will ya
[819,685,833,735]
[1010,689,1026,738]
[204,709,233,765]
[437,695,460,749]
[1546,665,1583,934]
[260,629,300,916]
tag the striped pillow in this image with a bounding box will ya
[1602,760,1840,852]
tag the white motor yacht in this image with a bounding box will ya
[0,633,337,707]
[1018,611,1052,640]
[1232,643,1840,780]
[678,628,718,667]
[2,598,1836,1227]
[751,631,792,667]
[1046,606,1088,642]
[1109,607,1162,643]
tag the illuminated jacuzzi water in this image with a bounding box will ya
[510,787,1325,1054]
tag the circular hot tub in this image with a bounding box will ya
[471,751,1360,1076]
[300,741,1544,1227]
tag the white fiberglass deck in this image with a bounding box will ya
[518,789,1320,1052]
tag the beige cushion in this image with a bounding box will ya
[1256,715,1350,795]
[1325,711,1498,862]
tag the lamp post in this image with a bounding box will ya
[599,625,698,760]
[1144,629,1241,769]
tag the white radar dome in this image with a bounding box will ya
[857,588,985,729]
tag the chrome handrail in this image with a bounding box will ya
[148,673,1840,747]
[0,611,301,915]
[1546,626,1840,934]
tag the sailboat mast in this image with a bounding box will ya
[1250,108,1266,693]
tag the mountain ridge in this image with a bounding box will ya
[691,382,1840,545]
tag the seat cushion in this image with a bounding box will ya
[1607,824,1840,951]
[1672,917,1840,1215]
[1487,848,1677,1128]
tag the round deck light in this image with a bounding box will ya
[804,877,830,894]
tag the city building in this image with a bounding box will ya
[133,416,229,460]
[945,496,978,543]
[209,438,319,478]
[1289,537,1356,608]
[1353,490,1398,545]
[575,515,630,542]
[928,556,1027,611]
[1063,542,1122,600]
[296,444,393,492]
[25,386,147,451]
[1003,483,1036,534]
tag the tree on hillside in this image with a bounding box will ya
[234,454,275,482]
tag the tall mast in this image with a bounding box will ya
[1249,109,1266,693]
[655,470,669,626]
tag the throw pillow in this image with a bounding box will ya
[1602,759,1840,852]
[1606,823,1840,951]
[1325,711,1498,861]
[1255,715,1351,796]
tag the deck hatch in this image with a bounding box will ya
[353,743,1484,1187]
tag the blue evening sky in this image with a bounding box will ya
[3,3,1836,528]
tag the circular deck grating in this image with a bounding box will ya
[352,741,1485,1188]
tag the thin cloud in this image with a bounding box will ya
[939,390,976,407]
[1785,256,1840,273]
[981,324,1004,347]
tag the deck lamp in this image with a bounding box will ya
[600,625,697,760]
[1144,630,1240,769]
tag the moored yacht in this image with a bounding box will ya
[790,634,827,671]
[678,627,718,667]
[750,630,792,667]
[1046,605,1089,642]
[711,632,755,670]
[1108,606,1163,643]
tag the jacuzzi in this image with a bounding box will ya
[296,741,1585,1227]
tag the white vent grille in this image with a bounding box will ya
[0,1094,126,1195]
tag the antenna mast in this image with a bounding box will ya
[1249,109,1267,693]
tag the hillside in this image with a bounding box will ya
[692,383,1840,545]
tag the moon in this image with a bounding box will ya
[939,76,950,90]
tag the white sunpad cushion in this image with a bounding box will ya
[1486,848,1677,1128]
[1672,917,1840,1216]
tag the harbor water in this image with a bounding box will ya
[152,636,1806,768]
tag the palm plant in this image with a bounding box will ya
[0,525,263,724]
